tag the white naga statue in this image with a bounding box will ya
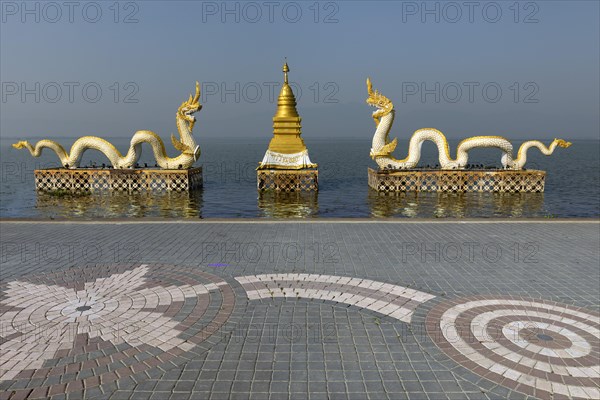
[366,78,571,170]
[13,83,202,169]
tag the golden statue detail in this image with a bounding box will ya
[366,78,571,170]
[257,62,317,169]
[13,83,202,169]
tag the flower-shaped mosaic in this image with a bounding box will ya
[0,265,235,397]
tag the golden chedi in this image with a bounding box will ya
[257,62,318,192]
[258,62,317,169]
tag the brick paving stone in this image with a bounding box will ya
[1,220,598,399]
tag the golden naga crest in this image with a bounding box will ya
[366,78,393,124]
[172,82,202,155]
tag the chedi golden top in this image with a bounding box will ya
[257,62,317,170]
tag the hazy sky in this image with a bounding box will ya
[1,0,599,142]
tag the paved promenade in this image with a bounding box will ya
[1,221,599,400]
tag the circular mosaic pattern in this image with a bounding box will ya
[426,295,600,399]
[0,264,235,398]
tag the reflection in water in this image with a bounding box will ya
[368,191,546,218]
[258,191,318,218]
[2,138,597,219]
[36,190,203,219]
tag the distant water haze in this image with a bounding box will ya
[1,137,598,218]
[1,1,598,141]
[2,1,598,218]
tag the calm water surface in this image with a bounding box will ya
[1,138,598,219]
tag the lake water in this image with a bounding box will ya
[1,137,598,219]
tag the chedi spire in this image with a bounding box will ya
[257,61,317,169]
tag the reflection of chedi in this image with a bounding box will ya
[258,62,317,169]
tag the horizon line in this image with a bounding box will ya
[1,135,597,141]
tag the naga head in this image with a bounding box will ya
[172,82,203,162]
[178,82,202,130]
[553,138,572,148]
[366,78,393,124]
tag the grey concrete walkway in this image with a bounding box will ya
[1,221,599,399]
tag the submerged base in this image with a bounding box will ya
[34,167,203,192]
[257,169,318,192]
[368,168,546,193]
